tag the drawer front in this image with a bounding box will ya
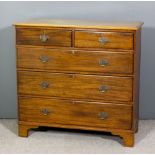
[16,28,72,47]
[19,97,132,130]
[18,71,133,102]
[75,31,134,50]
[17,47,133,74]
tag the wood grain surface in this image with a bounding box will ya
[17,47,133,74]
[19,96,132,130]
[18,71,133,102]
[75,31,134,50]
[16,28,72,46]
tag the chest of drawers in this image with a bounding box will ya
[15,19,143,147]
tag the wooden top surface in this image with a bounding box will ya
[14,19,143,30]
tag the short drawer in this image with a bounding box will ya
[17,47,133,74]
[16,28,72,47]
[19,97,132,130]
[75,31,134,50]
[18,71,133,102]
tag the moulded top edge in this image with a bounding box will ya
[14,19,144,30]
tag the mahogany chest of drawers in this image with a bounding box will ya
[15,19,143,147]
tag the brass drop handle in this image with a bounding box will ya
[40,34,49,42]
[99,59,108,67]
[40,81,49,89]
[99,86,108,93]
[40,109,49,116]
[98,112,108,120]
[39,55,49,63]
[98,37,108,44]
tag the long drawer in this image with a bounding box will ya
[75,31,134,50]
[19,97,132,130]
[18,71,133,102]
[17,47,133,74]
[16,28,72,47]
